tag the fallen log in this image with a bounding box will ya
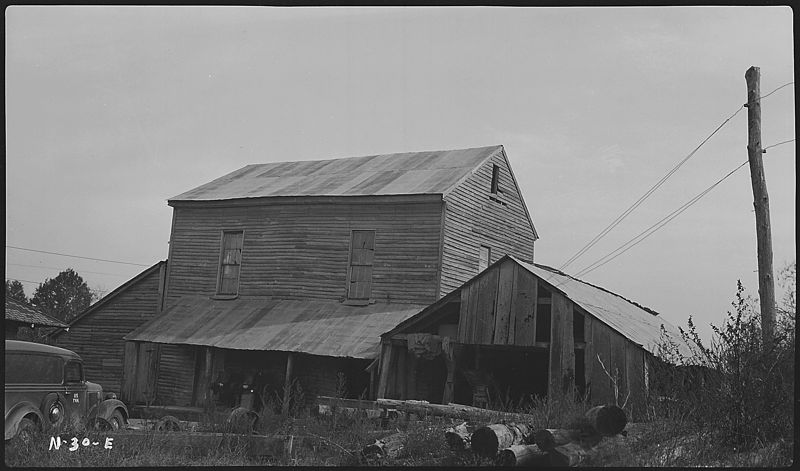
[444,422,471,451]
[470,423,534,458]
[496,444,549,466]
[534,427,602,451]
[361,431,407,460]
[375,398,534,422]
[550,441,591,467]
[584,405,627,436]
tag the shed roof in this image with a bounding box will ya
[5,298,68,328]
[512,257,688,356]
[169,145,502,202]
[124,296,427,359]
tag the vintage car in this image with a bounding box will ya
[4,340,129,440]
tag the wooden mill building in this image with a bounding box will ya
[377,255,688,418]
[112,145,539,408]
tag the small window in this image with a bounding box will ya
[478,245,491,272]
[5,353,63,384]
[490,164,500,194]
[217,231,244,295]
[64,361,83,383]
[348,230,375,300]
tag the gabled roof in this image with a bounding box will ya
[510,257,688,356]
[49,260,166,337]
[384,255,689,357]
[5,298,68,328]
[169,145,503,203]
[124,296,428,359]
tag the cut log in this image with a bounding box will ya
[534,427,602,451]
[470,423,534,458]
[361,431,407,460]
[444,422,471,451]
[584,405,627,436]
[375,398,534,422]
[550,442,590,467]
[496,444,549,466]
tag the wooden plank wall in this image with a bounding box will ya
[457,259,538,346]
[54,264,164,395]
[440,150,537,296]
[166,199,443,306]
[548,292,575,399]
[156,344,197,407]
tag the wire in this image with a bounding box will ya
[557,104,745,273]
[5,245,150,267]
[559,160,750,286]
[5,278,41,284]
[763,138,795,151]
[757,81,794,101]
[5,262,133,277]
[557,80,793,276]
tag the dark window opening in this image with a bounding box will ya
[535,302,552,342]
[5,353,63,384]
[573,310,585,342]
[348,230,375,300]
[490,164,500,194]
[217,231,243,295]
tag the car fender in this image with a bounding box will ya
[4,402,44,440]
[97,399,128,421]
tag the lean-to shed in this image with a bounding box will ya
[378,255,689,417]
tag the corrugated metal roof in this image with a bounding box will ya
[124,296,427,359]
[511,257,690,357]
[5,299,69,328]
[169,145,502,202]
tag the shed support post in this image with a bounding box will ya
[377,342,394,399]
[282,352,295,415]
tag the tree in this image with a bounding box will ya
[30,268,93,323]
[5,280,28,303]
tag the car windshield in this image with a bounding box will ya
[5,352,63,384]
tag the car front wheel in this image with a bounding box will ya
[17,417,40,443]
[108,410,125,430]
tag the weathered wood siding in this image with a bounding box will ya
[165,198,443,306]
[440,150,536,296]
[548,291,575,398]
[457,259,538,346]
[54,264,164,395]
[156,344,197,407]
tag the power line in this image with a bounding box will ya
[559,160,751,286]
[557,104,745,273]
[556,80,794,275]
[763,138,795,151]
[5,278,41,284]
[5,245,150,267]
[5,262,133,277]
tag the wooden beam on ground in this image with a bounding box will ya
[470,423,534,458]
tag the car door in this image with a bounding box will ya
[63,360,88,426]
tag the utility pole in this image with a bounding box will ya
[745,66,776,349]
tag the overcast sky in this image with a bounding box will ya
[5,6,795,342]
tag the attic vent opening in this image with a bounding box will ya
[490,164,500,194]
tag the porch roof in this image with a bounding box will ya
[124,296,426,359]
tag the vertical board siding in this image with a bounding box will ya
[625,344,646,419]
[166,200,442,306]
[555,294,575,394]
[492,261,516,344]
[54,266,164,395]
[513,271,538,346]
[548,292,563,400]
[440,151,536,296]
[476,266,500,344]
[591,322,614,405]
[584,316,595,397]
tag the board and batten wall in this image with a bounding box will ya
[164,196,444,307]
[54,262,166,396]
[440,149,536,296]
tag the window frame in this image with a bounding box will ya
[346,229,376,302]
[478,245,491,272]
[216,230,244,297]
[64,360,84,384]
